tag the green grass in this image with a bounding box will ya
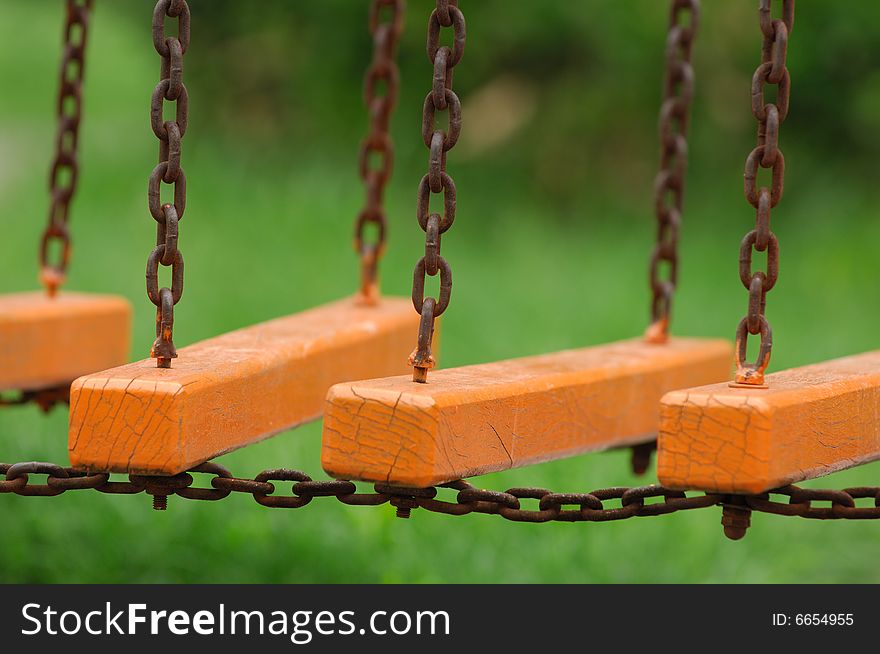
[2,1,880,583]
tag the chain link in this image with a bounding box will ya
[646,0,699,343]
[742,485,880,519]
[8,0,868,540]
[147,0,190,369]
[409,0,465,383]
[5,460,878,537]
[39,0,93,296]
[733,0,793,386]
[354,0,405,304]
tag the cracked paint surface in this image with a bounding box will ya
[68,295,420,475]
[321,337,733,486]
[657,350,880,493]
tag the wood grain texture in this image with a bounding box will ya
[0,291,131,391]
[68,296,421,475]
[322,337,733,486]
[658,350,880,494]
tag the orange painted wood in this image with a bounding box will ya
[322,337,733,487]
[0,291,131,392]
[658,350,880,494]
[68,296,421,475]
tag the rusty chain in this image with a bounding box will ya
[147,0,190,368]
[8,0,871,545]
[39,0,93,296]
[3,460,878,540]
[646,0,699,343]
[409,0,464,383]
[635,0,699,474]
[734,0,793,386]
[11,1,92,412]
[354,0,405,304]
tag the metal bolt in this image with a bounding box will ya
[390,496,417,519]
[721,498,752,540]
[412,367,429,384]
[630,442,656,476]
[152,493,168,511]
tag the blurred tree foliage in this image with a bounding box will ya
[107,0,880,224]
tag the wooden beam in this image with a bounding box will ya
[68,296,421,475]
[321,337,733,487]
[0,291,131,392]
[658,350,880,494]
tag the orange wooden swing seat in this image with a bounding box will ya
[1,4,130,401]
[322,337,732,487]
[68,296,420,475]
[655,3,880,496]
[0,291,131,395]
[14,0,880,549]
[66,1,422,474]
[658,351,880,494]
[319,1,726,487]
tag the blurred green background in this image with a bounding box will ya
[2,0,880,583]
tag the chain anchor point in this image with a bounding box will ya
[39,268,65,298]
[731,364,769,389]
[644,319,670,345]
[409,353,435,384]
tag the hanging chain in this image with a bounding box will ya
[9,0,875,545]
[39,0,93,297]
[734,0,793,385]
[147,0,190,368]
[646,0,699,343]
[410,0,464,383]
[354,0,405,304]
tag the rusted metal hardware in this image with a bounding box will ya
[733,0,793,386]
[354,0,405,304]
[5,459,880,540]
[646,0,699,344]
[130,472,192,511]
[721,496,752,540]
[630,441,657,476]
[39,0,93,296]
[410,0,465,382]
[147,0,190,368]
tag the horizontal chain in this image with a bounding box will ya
[0,386,70,413]
[3,461,878,526]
